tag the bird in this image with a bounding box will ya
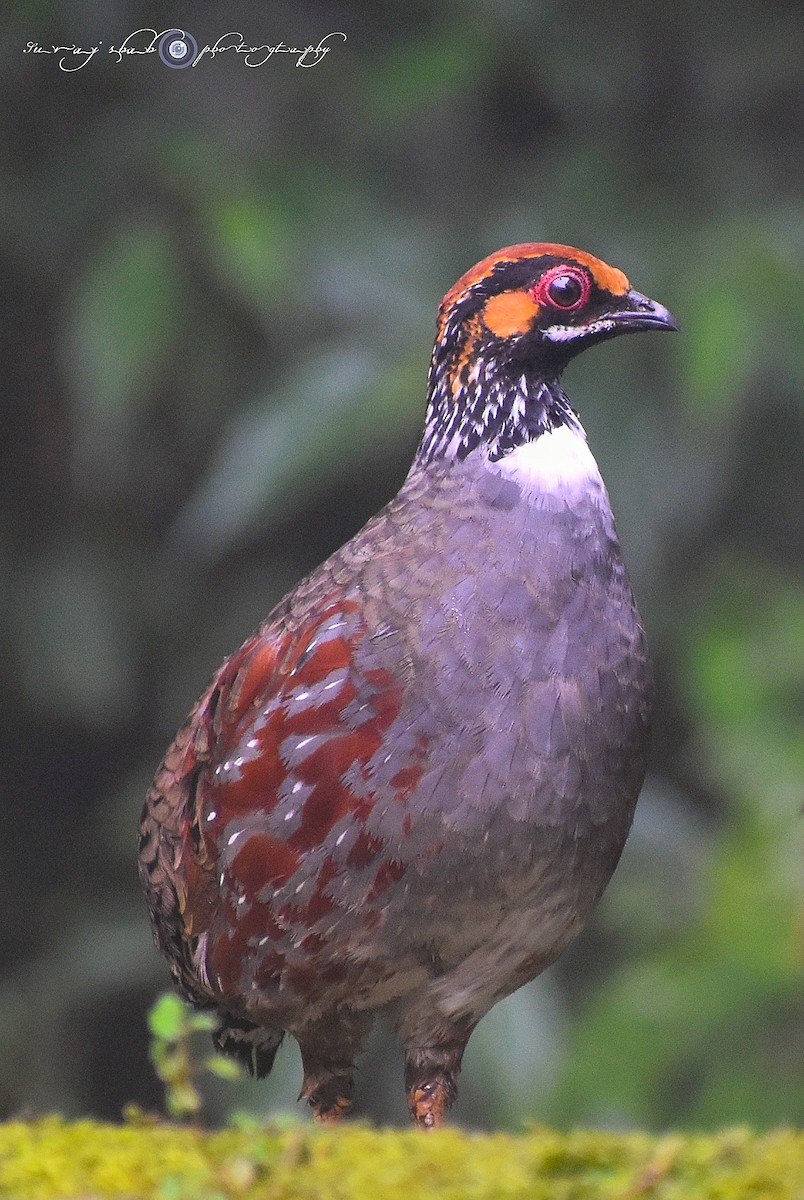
[139,242,677,1129]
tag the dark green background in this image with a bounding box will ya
[1,0,801,1129]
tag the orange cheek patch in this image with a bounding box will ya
[481,290,541,337]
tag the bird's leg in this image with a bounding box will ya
[404,1041,469,1130]
[400,1003,475,1130]
[298,1016,370,1123]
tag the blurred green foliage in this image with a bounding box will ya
[0,0,800,1131]
[2,1118,802,1200]
[147,993,241,1119]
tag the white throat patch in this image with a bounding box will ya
[489,423,606,499]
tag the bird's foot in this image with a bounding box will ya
[406,1073,455,1130]
[300,1069,354,1124]
[403,1031,469,1129]
[312,1092,353,1124]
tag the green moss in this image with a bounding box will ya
[0,1118,800,1199]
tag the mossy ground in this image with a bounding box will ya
[0,1117,800,1199]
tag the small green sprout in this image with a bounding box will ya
[147,992,242,1120]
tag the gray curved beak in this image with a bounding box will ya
[613,289,679,332]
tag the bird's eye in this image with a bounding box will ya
[532,265,590,312]
[547,274,583,307]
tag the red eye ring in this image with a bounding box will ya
[531,265,590,312]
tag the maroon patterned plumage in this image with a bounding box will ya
[139,243,676,1127]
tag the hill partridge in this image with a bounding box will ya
[139,243,676,1128]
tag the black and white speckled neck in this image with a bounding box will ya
[416,356,582,467]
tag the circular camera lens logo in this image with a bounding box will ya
[158,30,197,68]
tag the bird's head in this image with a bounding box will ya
[418,243,677,464]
